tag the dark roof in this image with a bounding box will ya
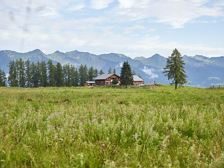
[95,73,120,80]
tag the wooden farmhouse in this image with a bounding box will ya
[94,74,120,86]
[93,73,144,86]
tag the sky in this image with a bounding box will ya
[0,0,224,58]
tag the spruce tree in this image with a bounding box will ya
[55,63,64,87]
[99,69,104,75]
[74,67,79,86]
[70,66,77,86]
[40,61,48,87]
[31,63,39,87]
[8,60,18,87]
[164,49,187,89]
[108,67,112,74]
[47,60,55,86]
[63,64,70,86]
[79,65,88,86]
[120,61,133,88]
[88,67,95,81]
[93,69,98,78]
[25,60,32,87]
[17,59,25,87]
[113,68,116,74]
[0,69,6,86]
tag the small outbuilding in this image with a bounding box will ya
[85,81,95,86]
[133,75,144,86]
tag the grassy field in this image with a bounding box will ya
[0,86,224,168]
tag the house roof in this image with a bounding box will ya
[133,75,144,82]
[86,81,95,84]
[95,73,119,80]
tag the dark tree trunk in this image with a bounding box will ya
[175,82,178,89]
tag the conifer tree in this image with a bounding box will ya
[55,63,64,87]
[39,61,48,87]
[120,61,133,88]
[0,69,6,86]
[164,49,187,89]
[88,67,95,81]
[108,67,112,74]
[79,65,88,86]
[93,69,98,78]
[25,60,32,87]
[31,63,39,87]
[74,67,79,86]
[70,66,78,86]
[99,69,104,75]
[113,68,116,74]
[17,59,25,87]
[8,60,18,87]
[63,64,70,86]
[47,60,55,86]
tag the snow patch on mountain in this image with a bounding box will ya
[142,66,158,79]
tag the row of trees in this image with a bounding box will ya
[0,48,187,89]
[2,59,103,87]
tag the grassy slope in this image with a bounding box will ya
[0,86,224,167]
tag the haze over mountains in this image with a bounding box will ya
[0,49,224,87]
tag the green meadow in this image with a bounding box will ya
[0,86,224,167]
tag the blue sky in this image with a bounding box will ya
[0,0,224,57]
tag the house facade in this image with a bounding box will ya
[95,74,120,86]
[94,73,144,86]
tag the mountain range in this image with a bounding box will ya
[0,49,224,87]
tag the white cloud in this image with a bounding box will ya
[38,7,57,16]
[117,0,224,28]
[90,0,113,9]
[68,4,85,11]
[0,0,223,57]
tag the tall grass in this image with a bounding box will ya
[0,86,224,167]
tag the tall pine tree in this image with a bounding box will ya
[79,65,88,86]
[8,60,18,87]
[31,62,39,87]
[25,60,32,87]
[63,64,70,86]
[55,63,64,87]
[0,69,6,87]
[47,60,56,86]
[88,67,95,81]
[99,69,104,75]
[120,61,133,88]
[113,68,116,74]
[17,59,25,87]
[39,61,48,87]
[164,49,187,89]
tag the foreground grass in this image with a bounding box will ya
[0,86,224,168]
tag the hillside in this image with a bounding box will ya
[0,86,224,167]
[0,49,224,87]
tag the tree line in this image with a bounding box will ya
[0,48,187,89]
[0,59,104,87]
